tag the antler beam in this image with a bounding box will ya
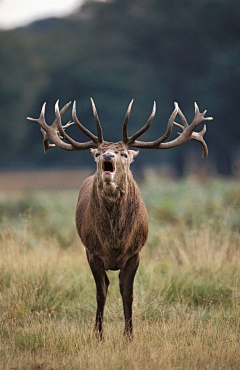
[124,102,213,158]
[27,99,103,152]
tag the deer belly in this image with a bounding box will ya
[82,233,138,270]
[99,250,135,271]
[96,238,142,270]
[80,217,147,270]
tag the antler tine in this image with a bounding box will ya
[56,101,74,129]
[47,101,74,152]
[193,102,213,125]
[123,99,134,144]
[174,102,188,129]
[27,102,48,129]
[188,102,212,158]
[191,124,208,158]
[90,98,103,143]
[40,102,46,121]
[27,102,53,153]
[173,102,212,131]
[128,102,179,149]
[55,100,97,150]
[126,101,156,146]
[150,101,178,145]
[72,101,99,144]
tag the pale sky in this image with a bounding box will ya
[0,0,84,29]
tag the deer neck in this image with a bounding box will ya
[94,170,133,203]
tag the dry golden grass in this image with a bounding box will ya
[0,178,240,369]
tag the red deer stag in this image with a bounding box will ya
[27,99,212,339]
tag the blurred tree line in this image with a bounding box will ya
[0,0,239,175]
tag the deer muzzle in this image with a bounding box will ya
[101,152,116,182]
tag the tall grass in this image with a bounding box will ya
[0,178,240,369]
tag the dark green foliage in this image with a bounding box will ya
[0,0,239,174]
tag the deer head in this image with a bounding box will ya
[89,141,138,196]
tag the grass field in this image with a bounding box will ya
[0,174,240,369]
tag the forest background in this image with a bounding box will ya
[0,0,239,176]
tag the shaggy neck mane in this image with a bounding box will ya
[94,168,134,201]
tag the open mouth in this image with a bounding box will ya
[102,161,115,173]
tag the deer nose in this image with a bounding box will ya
[102,153,115,161]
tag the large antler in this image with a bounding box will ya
[123,101,213,158]
[27,99,103,152]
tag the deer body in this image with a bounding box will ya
[28,98,212,339]
[76,142,148,271]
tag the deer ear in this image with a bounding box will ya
[90,148,97,161]
[128,150,139,162]
[90,148,97,157]
[129,149,139,158]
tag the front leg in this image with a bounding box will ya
[119,253,140,339]
[86,251,109,340]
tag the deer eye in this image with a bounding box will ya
[121,153,128,158]
[95,153,100,157]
